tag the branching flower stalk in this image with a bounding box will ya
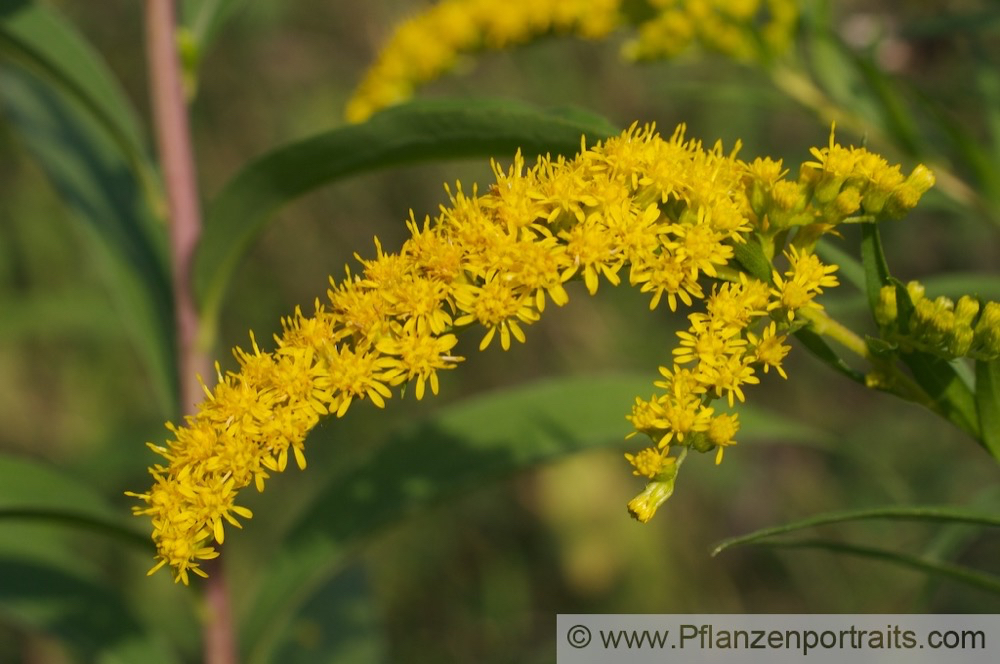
[346,0,988,222]
[129,121,939,583]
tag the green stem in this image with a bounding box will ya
[799,307,943,414]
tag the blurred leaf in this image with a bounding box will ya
[860,222,891,319]
[806,32,882,129]
[975,360,1000,460]
[975,54,1000,192]
[901,10,1000,39]
[236,374,642,662]
[852,53,921,155]
[0,291,120,341]
[237,374,826,662]
[919,273,1000,302]
[733,539,1000,596]
[0,65,177,413]
[0,557,180,663]
[269,565,387,664]
[0,453,148,548]
[0,0,161,210]
[793,328,866,384]
[181,0,245,51]
[195,98,620,328]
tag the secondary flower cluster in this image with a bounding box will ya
[345,0,799,122]
[129,123,931,582]
[876,281,1000,361]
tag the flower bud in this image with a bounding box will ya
[875,285,898,327]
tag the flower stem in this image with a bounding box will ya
[800,307,940,413]
[146,1,232,662]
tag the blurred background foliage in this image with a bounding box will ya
[1,0,999,662]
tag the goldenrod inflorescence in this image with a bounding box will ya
[345,0,800,122]
[129,123,932,582]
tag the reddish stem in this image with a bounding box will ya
[145,1,234,662]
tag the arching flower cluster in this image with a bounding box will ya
[129,123,932,582]
[345,0,800,122]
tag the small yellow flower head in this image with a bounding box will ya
[624,447,676,479]
[707,412,740,464]
[955,295,980,328]
[906,280,927,304]
[768,246,839,321]
[627,477,677,523]
[887,164,936,218]
[973,301,1000,358]
[748,321,791,378]
[804,125,935,222]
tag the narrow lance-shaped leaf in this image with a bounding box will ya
[237,375,830,663]
[901,352,981,441]
[734,539,1000,596]
[0,557,183,663]
[860,221,892,319]
[194,98,620,328]
[0,453,149,547]
[975,359,1000,459]
[732,236,772,283]
[712,504,1000,556]
[0,0,163,213]
[0,65,176,412]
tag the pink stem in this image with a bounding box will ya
[145,2,235,662]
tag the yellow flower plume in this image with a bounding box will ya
[345,0,800,122]
[129,123,932,582]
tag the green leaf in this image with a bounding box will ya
[0,0,161,210]
[0,291,120,341]
[793,328,866,384]
[975,359,1000,459]
[901,352,980,441]
[852,53,922,155]
[237,374,824,662]
[181,0,245,51]
[860,222,892,320]
[195,98,620,328]
[0,65,176,413]
[0,557,180,663]
[732,236,772,283]
[0,453,148,548]
[0,454,170,662]
[915,273,1000,303]
[269,566,387,664]
[712,504,1000,556]
[237,374,642,661]
[733,539,1000,596]
[712,504,1000,595]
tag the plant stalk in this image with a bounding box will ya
[146,1,234,663]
